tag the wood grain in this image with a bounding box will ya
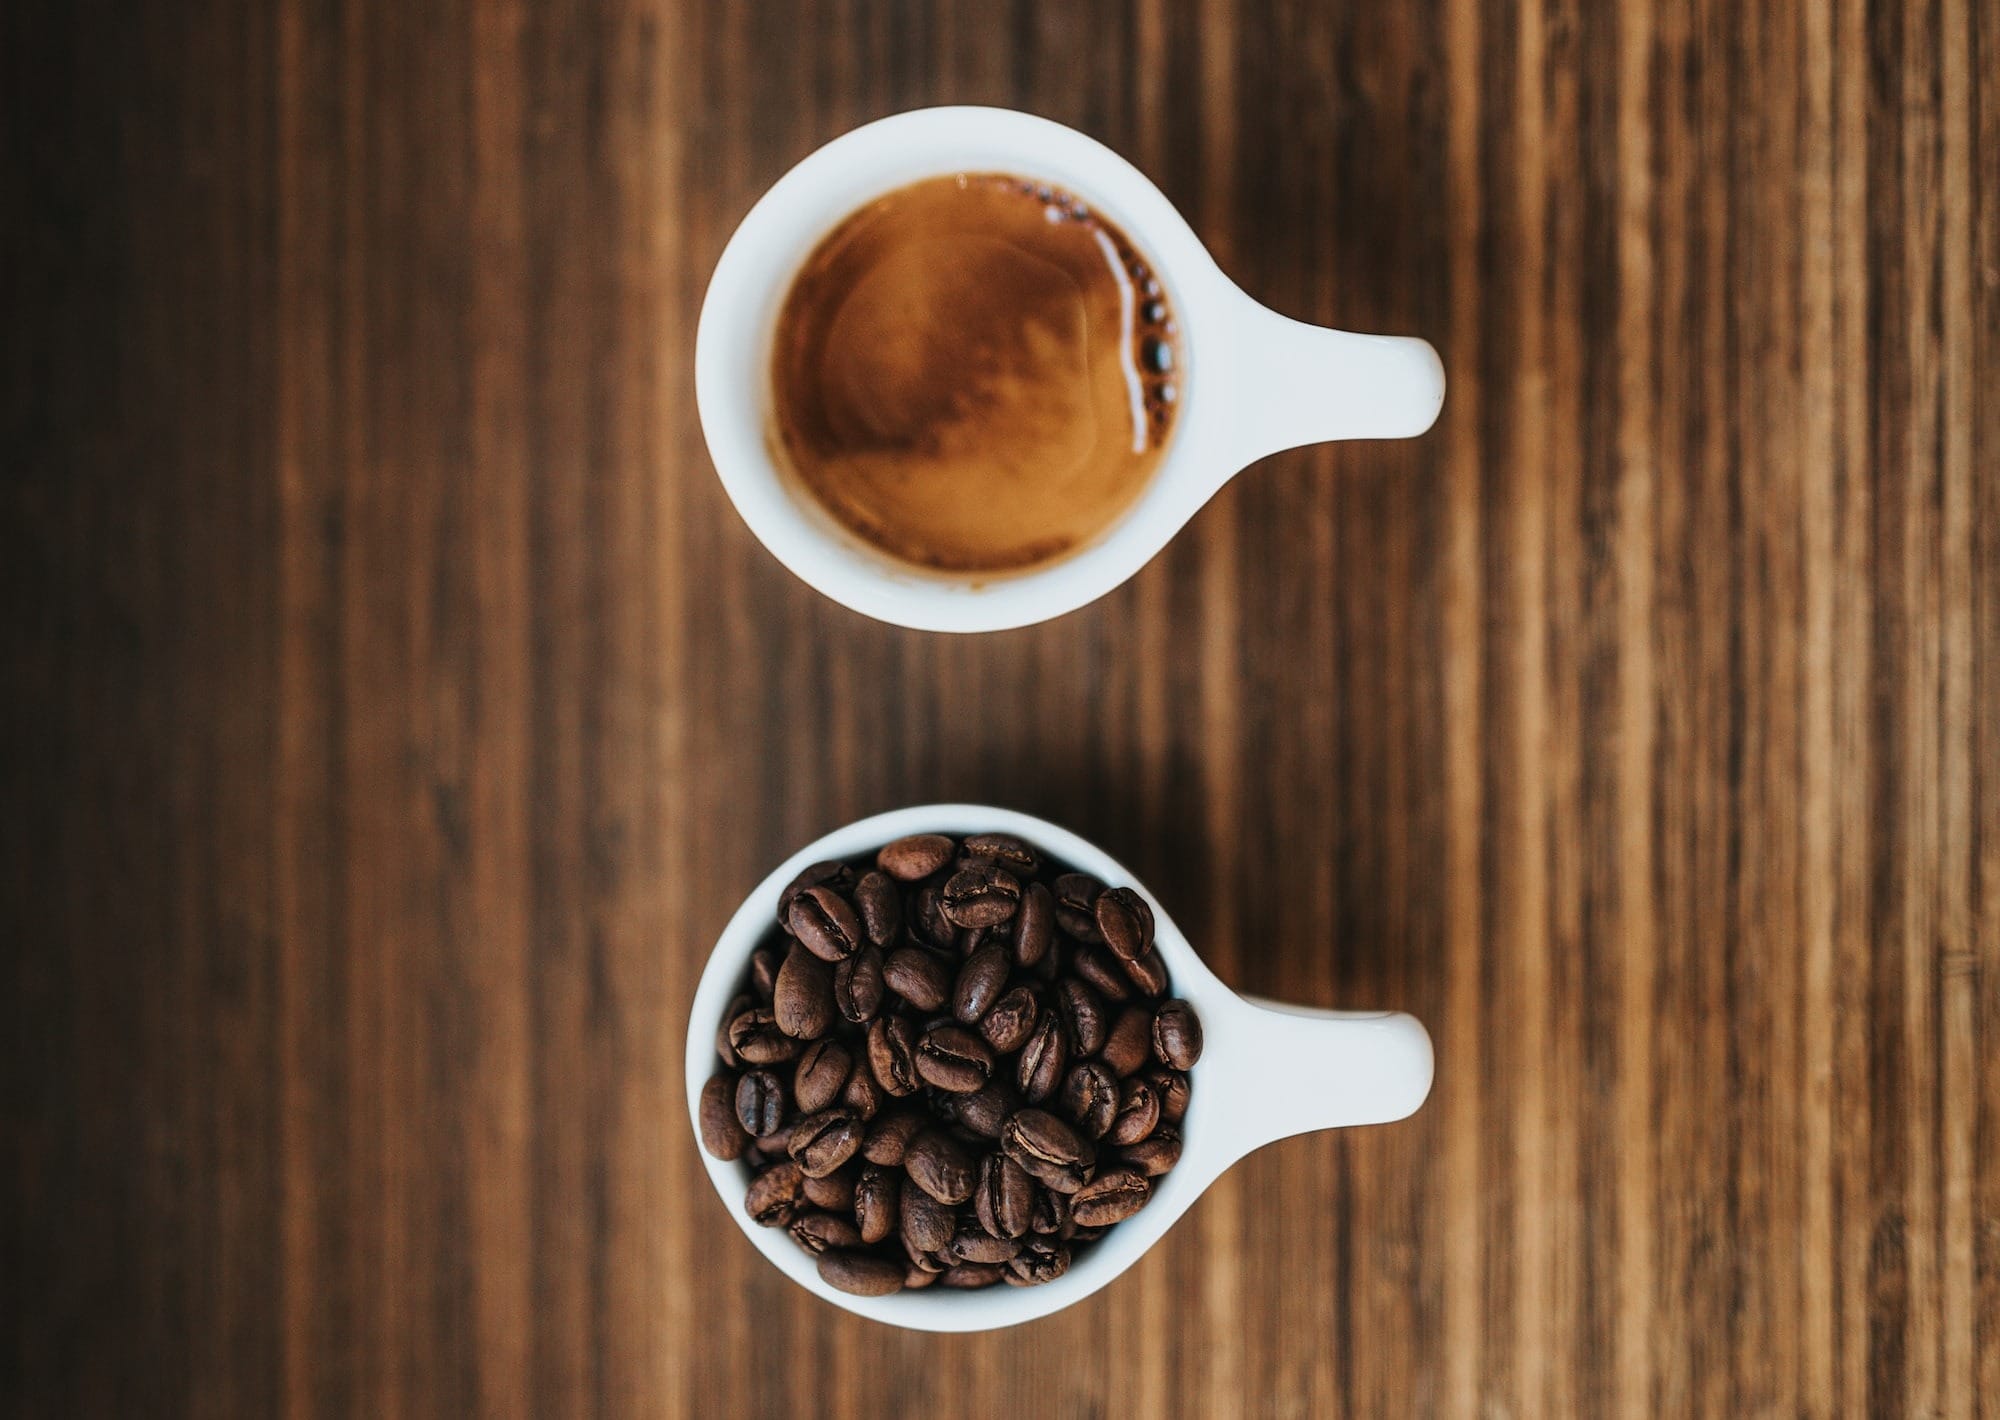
[3,0,1994,1414]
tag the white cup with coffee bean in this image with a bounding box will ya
[686,805,1434,1331]
[695,106,1445,632]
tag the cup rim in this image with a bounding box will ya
[694,106,1243,633]
[683,804,1242,1332]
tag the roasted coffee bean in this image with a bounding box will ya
[1119,1126,1182,1176]
[904,1128,976,1205]
[866,1016,920,1096]
[1071,1224,1108,1243]
[1147,1067,1191,1122]
[754,1125,792,1156]
[903,1263,940,1289]
[699,1073,749,1160]
[960,833,1039,876]
[818,1249,905,1296]
[1030,1187,1071,1238]
[910,882,956,948]
[789,885,864,962]
[855,1165,900,1244]
[878,833,956,881]
[749,945,783,1000]
[1094,886,1154,961]
[789,1210,863,1255]
[1101,1003,1155,1076]
[1016,1010,1068,1103]
[853,869,902,947]
[899,1186,957,1252]
[792,1040,850,1114]
[950,1226,1022,1264]
[1072,945,1132,1002]
[1153,999,1203,1069]
[953,1081,1017,1139]
[735,1068,789,1137]
[862,1106,926,1166]
[974,1153,1036,1239]
[715,992,753,1067]
[903,1238,950,1272]
[1005,1239,1071,1285]
[728,1009,801,1065]
[745,1161,806,1227]
[915,1025,994,1093]
[788,1109,863,1178]
[833,945,886,1023]
[778,860,856,925]
[1000,1107,1085,1163]
[1001,1108,1095,1193]
[1108,1078,1160,1145]
[842,1061,882,1119]
[1054,977,1108,1055]
[940,1262,1005,1289]
[1052,873,1106,942]
[801,1166,858,1212]
[940,863,1022,928]
[1013,881,1054,968]
[1122,948,1169,997]
[882,946,951,1012]
[1060,1060,1121,1140]
[954,925,988,960]
[952,942,1012,1023]
[774,942,836,1039]
[1070,1167,1151,1226]
[979,986,1039,1054]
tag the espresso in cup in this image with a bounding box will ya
[769,175,1182,576]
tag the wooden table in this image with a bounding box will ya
[5,0,1994,1414]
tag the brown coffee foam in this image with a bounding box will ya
[770,175,1180,576]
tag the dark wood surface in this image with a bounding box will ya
[5,0,1995,1414]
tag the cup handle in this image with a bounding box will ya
[1217,298,1446,462]
[1209,995,1434,1156]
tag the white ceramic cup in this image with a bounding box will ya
[684,805,1434,1332]
[695,107,1446,633]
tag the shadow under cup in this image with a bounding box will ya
[766,172,1186,581]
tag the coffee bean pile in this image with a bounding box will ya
[697,832,1202,1296]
